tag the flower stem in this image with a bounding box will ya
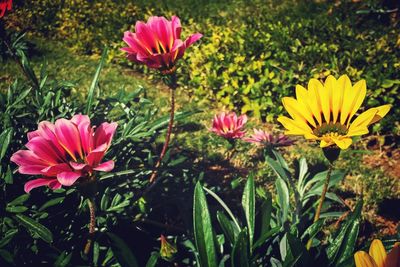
[149,76,176,183]
[84,198,96,255]
[306,163,333,250]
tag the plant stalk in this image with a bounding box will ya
[306,163,333,250]
[83,198,96,255]
[149,75,176,183]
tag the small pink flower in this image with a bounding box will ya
[11,115,117,193]
[121,16,202,73]
[210,112,247,139]
[243,129,294,147]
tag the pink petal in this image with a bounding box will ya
[24,178,59,193]
[93,122,117,148]
[37,121,66,158]
[57,171,81,186]
[86,143,107,167]
[184,33,203,48]
[54,118,83,160]
[41,163,71,176]
[69,161,87,170]
[93,160,114,172]
[71,115,93,155]
[11,150,49,175]
[25,136,64,164]
[171,16,182,39]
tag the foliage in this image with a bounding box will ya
[0,35,195,266]
[5,0,399,131]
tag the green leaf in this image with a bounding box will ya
[231,229,249,267]
[8,194,29,206]
[39,196,65,211]
[217,211,237,246]
[242,175,255,252]
[54,251,72,267]
[253,226,280,249]
[203,186,240,231]
[193,182,218,267]
[327,200,363,264]
[0,229,18,248]
[0,128,13,161]
[265,155,290,182]
[6,206,28,213]
[145,252,159,267]
[0,249,13,264]
[301,219,325,242]
[14,214,53,243]
[85,47,108,116]
[275,178,290,224]
[260,193,272,236]
[107,232,139,267]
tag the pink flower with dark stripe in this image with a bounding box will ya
[210,112,247,139]
[243,129,294,147]
[121,16,202,73]
[11,115,117,193]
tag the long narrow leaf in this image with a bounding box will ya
[14,214,53,243]
[231,229,249,267]
[85,47,108,115]
[107,232,139,267]
[193,182,218,267]
[242,175,255,252]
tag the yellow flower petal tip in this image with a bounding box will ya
[354,251,378,267]
[369,239,387,267]
[277,75,391,150]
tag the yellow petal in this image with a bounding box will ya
[386,242,400,267]
[277,116,312,136]
[369,239,387,267]
[347,79,367,126]
[332,136,352,150]
[340,75,354,124]
[354,251,378,267]
[296,85,319,126]
[320,139,334,148]
[347,108,377,137]
[368,104,391,125]
[282,96,316,128]
[336,75,350,122]
[308,78,324,123]
[326,75,340,123]
[319,77,331,123]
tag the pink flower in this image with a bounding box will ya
[121,16,202,73]
[11,115,117,193]
[243,129,294,147]
[210,112,248,139]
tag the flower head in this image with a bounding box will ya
[354,239,399,267]
[278,75,391,149]
[243,129,294,147]
[210,112,247,139]
[121,16,202,73]
[11,115,117,193]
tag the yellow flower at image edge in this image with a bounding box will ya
[278,75,391,149]
[354,239,400,267]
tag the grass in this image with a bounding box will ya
[1,36,399,241]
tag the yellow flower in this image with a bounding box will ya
[277,75,391,149]
[354,239,400,267]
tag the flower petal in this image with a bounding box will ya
[24,178,59,193]
[354,251,378,267]
[368,104,391,125]
[93,160,115,172]
[54,119,83,161]
[369,239,387,267]
[57,172,81,186]
[386,242,400,267]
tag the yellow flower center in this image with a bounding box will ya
[313,122,348,137]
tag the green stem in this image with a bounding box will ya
[306,163,333,250]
